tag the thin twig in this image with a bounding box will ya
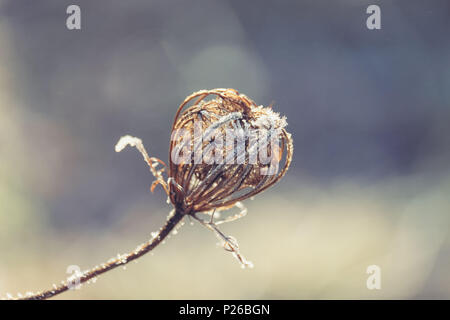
[20,210,184,300]
[192,212,253,269]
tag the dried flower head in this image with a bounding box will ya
[116,88,293,267]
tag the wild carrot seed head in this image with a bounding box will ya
[168,88,293,214]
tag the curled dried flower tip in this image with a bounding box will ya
[115,135,169,195]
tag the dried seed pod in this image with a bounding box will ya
[168,88,293,215]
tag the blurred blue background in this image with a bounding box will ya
[0,0,449,299]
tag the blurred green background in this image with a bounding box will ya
[1,0,449,299]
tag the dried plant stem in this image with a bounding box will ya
[10,88,293,299]
[21,210,184,300]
